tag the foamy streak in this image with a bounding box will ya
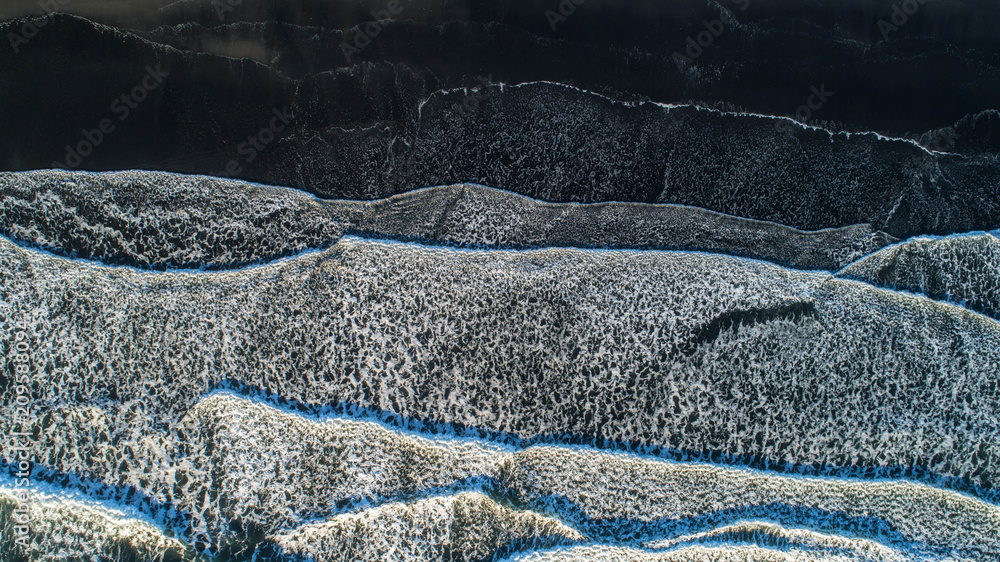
[8,394,998,560]
[1,235,996,490]
[181,393,509,546]
[399,81,996,236]
[2,236,999,553]
[644,521,904,561]
[840,232,1000,321]
[0,170,890,271]
[504,544,893,561]
[509,446,999,560]
[273,492,583,562]
[0,482,193,561]
[423,80,951,156]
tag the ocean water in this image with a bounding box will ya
[1,3,999,557]
[1,169,998,559]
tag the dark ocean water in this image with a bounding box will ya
[1,1,998,560]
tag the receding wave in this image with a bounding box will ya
[2,235,997,504]
[644,521,906,560]
[0,170,892,271]
[3,393,997,560]
[272,492,584,562]
[0,480,197,562]
[503,544,892,561]
[839,232,1000,321]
